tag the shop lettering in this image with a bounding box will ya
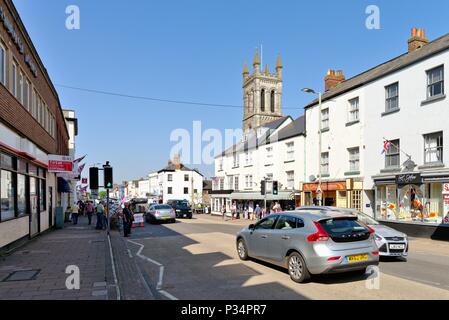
[396,174,421,185]
[0,6,37,77]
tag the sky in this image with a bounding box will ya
[12,0,449,183]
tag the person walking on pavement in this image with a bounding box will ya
[85,201,94,225]
[71,202,80,225]
[222,205,227,221]
[123,202,134,237]
[254,204,262,220]
[95,201,105,230]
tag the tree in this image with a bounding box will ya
[99,191,107,199]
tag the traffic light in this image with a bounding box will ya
[261,180,266,195]
[104,166,113,189]
[89,167,99,190]
[273,181,279,195]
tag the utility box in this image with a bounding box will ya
[55,207,64,229]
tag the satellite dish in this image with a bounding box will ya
[309,175,317,182]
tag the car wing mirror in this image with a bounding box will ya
[249,224,255,231]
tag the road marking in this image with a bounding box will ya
[127,249,133,258]
[107,234,121,300]
[127,239,177,300]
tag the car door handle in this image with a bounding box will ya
[281,236,290,240]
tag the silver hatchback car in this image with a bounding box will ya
[236,211,379,283]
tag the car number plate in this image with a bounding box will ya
[183,214,187,217]
[347,254,369,263]
[389,244,405,250]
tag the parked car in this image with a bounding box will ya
[146,204,176,224]
[236,210,379,283]
[296,206,409,258]
[167,200,193,219]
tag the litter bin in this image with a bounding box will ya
[55,207,64,229]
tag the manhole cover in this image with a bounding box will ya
[2,270,40,282]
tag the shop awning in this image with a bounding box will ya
[230,191,295,201]
[57,177,72,193]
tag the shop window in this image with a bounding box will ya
[39,179,46,212]
[1,170,16,221]
[1,153,14,170]
[376,185,397,220]
[427,65,444,98]
[424,132,443,164]
[385,139,400,169]
[17,174,27,216]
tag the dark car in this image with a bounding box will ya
[167,200,193,219]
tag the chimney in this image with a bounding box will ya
[324,69,345,91]
[172,154,181,170]
[408,27,429,53]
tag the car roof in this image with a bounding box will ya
[279,209,357,222]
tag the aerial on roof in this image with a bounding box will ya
[305,31,449,109]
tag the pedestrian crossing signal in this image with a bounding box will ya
[273,181,279,195]
[89,167,99,190]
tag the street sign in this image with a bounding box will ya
[91,190,99,200]
[48,155,73,173]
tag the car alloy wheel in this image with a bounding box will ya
[288,252,310,283]
[237,239,248,260]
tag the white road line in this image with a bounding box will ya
[127,249,133,258]
[107,234,121,300]
[127,239,177,300]
[159,290,178,300]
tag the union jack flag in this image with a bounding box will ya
[381,140,391,155]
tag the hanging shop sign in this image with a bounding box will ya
[48,155,73,173]
[443,184,449,224]
[0,6,37,77]
[396,173,422,186]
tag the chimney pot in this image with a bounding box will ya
[408,27,429,53]
[324,69,345,92]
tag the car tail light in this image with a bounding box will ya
[307,221,330,242]
[372,251,379,256]
[366,225,375,234]
[327,256,341,261]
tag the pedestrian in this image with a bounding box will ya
[95,201,105,230]
[77,200,85,217]
[248,205,254,220]
[71,202,79,225]
[222,206,227,221]
[85,201,94,225]
[231,202,236,220]
[123,202,134,237]
[254,204,262,220]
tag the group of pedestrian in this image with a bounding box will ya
[222,202,283,221]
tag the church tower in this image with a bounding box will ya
[242,50,283,133]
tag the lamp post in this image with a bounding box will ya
[302,88,323,206]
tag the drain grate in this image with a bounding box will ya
[2,269,40,282]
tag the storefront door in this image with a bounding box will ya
[48,186,53,227]
[29,177,39,237]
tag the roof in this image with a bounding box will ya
[157,162,204,177]
[305,32,449,109]
[203,180,212,190]
[217,116,290,158]
[276,115,305,141]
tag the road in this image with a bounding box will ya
[125,214,449,300]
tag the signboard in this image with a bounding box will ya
[48,155,73,173]
[396,173,422,186]
[443,184,449,224]
[91,190,99,200]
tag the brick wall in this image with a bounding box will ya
[0,0,68,155]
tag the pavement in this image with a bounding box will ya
[0,215,153,300]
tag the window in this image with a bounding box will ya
[24,79,30,111]
[424,132,443,164]
[348,97,359,122]
[254,215,277,230]
[233,153,239,167]
[12,62,17,97]
[286,171,295,189]
[17,174,27,216]
[321,108,329,130]
[260,89,265,112]
[227,176,233,190]
[286,142,294,161]
[351,190,362,211]
[1,170,15,221]
[184,174,189,182]
[385,139,400,168]
[18,72,23,104]
[234,176,239,191]
[386,83,399,112]
[270,91,275,113]
[245,175,253,188]
[39,179,46,211]
[219,178,224,190]
[0,43,5,85]
[245,151,252,166]
[184,187,189,194]
[274,216,304,230]
[321,152,329,175]
[167,174,173,182]
[427,65,444,98]
[218,159,223,171]
[348,147,360,172]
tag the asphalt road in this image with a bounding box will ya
[125,214,449,300]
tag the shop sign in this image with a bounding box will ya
[396,173,422,186]
[48,155,73,173]
[443,184,449,224]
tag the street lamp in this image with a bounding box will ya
[302,88,323,206]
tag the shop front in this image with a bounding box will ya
[230,191,296,213]
[373,171,449,239]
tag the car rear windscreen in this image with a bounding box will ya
[319,218,371,243]
[156,205,172,210]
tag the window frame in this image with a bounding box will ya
[424,131,443,165]
[0,42,6,86]
[286,142,295,161]
[426,65,444,99]
[348,147,360,172]
[321,108,329,131]
[348,97,360,122]
[385,82,399,112]
[385,139,400,169]
[320,152,329,175]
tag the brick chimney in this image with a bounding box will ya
[408,27,429,53]
[172,154,181,170]
[324,69,345,91]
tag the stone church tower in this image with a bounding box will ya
[242,50,283,133]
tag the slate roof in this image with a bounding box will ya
[276,115,305,141]
[157,162,204,176]
[305,32,449,109]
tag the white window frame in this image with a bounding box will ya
[427,65,444,98]
[233,153,239,168]
[0,42,6,86]
[385,82,399,112]
[286,142,295,161]
[286,170,295,189]
[424,132,443,164]
[321,152,329,175]
[321,108,329,130]
[245,150,252,166]
[11,62,17,97]
[348,147,360,172]
[348,97,359,122]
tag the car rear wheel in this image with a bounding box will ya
[237,239,249,261]
[288,252,310,283]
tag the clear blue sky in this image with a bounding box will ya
[13,0,449,183]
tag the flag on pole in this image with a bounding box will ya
[77,163,86,174]
[73,155,87,164]
[381,140,391,154]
